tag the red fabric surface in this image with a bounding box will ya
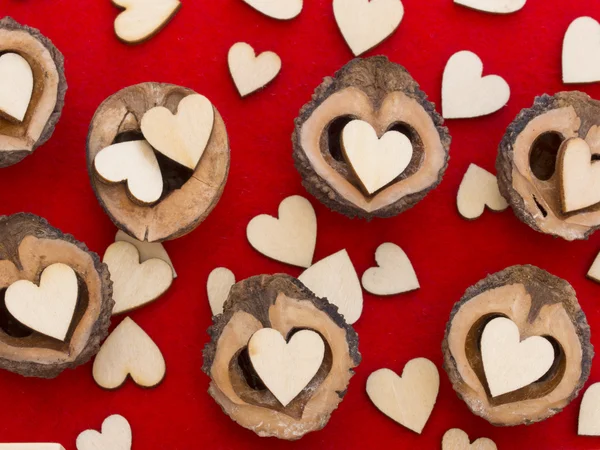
[2,0,600,449]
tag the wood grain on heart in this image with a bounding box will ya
[579,383,600,435]
[482,317,555,397]
[93,317,166,389]
[246,195,316,268]
[0,53,33,123]
[141,94,214,170]
[341,119,412,194]
[0,445,65,449]
[76,414,131,450]
[94,140,163,204]
[112,0,181,44]
[242,0,302,20]
[454,0,525,14]
[333,0,404,56]
[442,51,510,119]
[5,263,78,341]
[563,17,600,84]
[442,428,497,450]
[362,243,419,296]
[207,267,235,315]
[558,138,600,213]
[366,358,439,434]
[298,249,362,324]
[248,328,325,407]
[457,164,508,219]
[115,230,176,277]
[228,42,281,97]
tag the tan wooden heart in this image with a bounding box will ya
[558,138,600,213]
[0,53,33,122]
[457,164,508,219]
[579,383,600,435]
[362,242,419,295]
[454,0,525,14]
[207,267,235,315]
[115,230,176,277]
[442,428,497,450]
[243,0,303,20]
[112,0,181,44]
[76,414,132,450]
[228,42,281,97]
[563,17,600,84]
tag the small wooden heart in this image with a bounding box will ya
[341,119,413,194]
[115,230,176,277]
[228,42,282,97]
[93,317,166,389]
[207,267,235,315]
[0,52,33,123]
[563,17,600,84]
[5,263,78,341]
[76,414,132,450]
[362,242,419,295]
[579,382,600,435]
[141,94,214,170]
[242,0,303,19]
[112,0,181,44]
[457,164,508,219]
[248,328,325,407]
[442,428,497,450]
[558,138,600,213]
[454,0,525,14]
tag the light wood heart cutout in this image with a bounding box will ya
[579,382,600,435]
[588,251,600,284]
[112,0,181,44]
[207,267,235,315]
[457,164,508,219]
[454,0,525,14]
[93,317,166,389]
[0,53,33,123]
[333,0,404,56]
[558,138,600,213]
[366,358,439,434]
[298,249,363,324]
[362,243,419,296]
[342,119,413,194]
[442,428,497,450]
[0,445,65,449]
[563,17,600,84]
[94,140,163,204]
[141,94,214,170]
[115,230,176,277]
[76,414,132,450]
[228,42,282,97]
[246,195,317,268]
[103,241,173,315]
[481,317,555,397]
[242,0,303,20]
[442,51,510,119]
[5,263,78,341]
[248,328,325,407]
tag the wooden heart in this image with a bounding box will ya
[242,0,302,20]
[481,317,555,397]
[442,428,497,450]
[207,267,235,315]
[366,358,439,434]
[563,17,600,84]
[298,249,363,324]
[454,0,525,14]
[76,414,132,450]
[361,243,419,295]
[141,94,214,170]
[248,328,325,407]
[0,53,33,122]
[112,0,181,44]
[341,119,413,194]
[5,263,78,341]
[457,164,508,219]
[103,241,173,315]
[94,140,163,204]
[558,138,600,213]
[246,195,317,268]
[442,51,510,119]
[228,42,282,97]
[93,317,166,389]
[333,0,404,56]
[115,230,176,277]
[579,382,600,435]
[0,445,64,449]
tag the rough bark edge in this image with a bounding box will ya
[292,56,451,219]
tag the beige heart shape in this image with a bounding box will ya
[242,0,303,19]
[563,17,600,84]
[5,263,78,341]
[115,230,176,277]
[76,414,132,450]
[0,53,33,122]
[442,428,497,450]
[558,138,600,213]
[207,267,235,315]
[579,382,600,435]
[112,0,181,44]
[454,0,525,14]
[228,42,282,97]
[362,243,419,295]
[141,94,214,170]
[457,164,508,219]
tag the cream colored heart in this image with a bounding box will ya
[141,94,214,170]
[454,0,525,14]
[113,0,181,44]
[442,428,497,450]
[207,267,235,315]
[299,249,362,324]
[457,164,508,219]
[5,263,78,341]
[481,317,555,397]
[579,382,600,435]
[93,317,166,389]
[442,51,510,119]
[563,17,600,84]
[0,445,65,449]
[103,241,173,315]
[246,195,316,268]
[115,230,176,277]
[558,138,600,213]
[362,243,419,296]
[0,53,33,122]
[242,0,302,20]
[366,358,439,434]
[94,140,163,204]
[228,42,282,97]
[342,119,413,194]
[248,328,325,407]
[333,0,404,56]
[76,414,132,450]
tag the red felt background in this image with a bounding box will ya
[2,0,600,449]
